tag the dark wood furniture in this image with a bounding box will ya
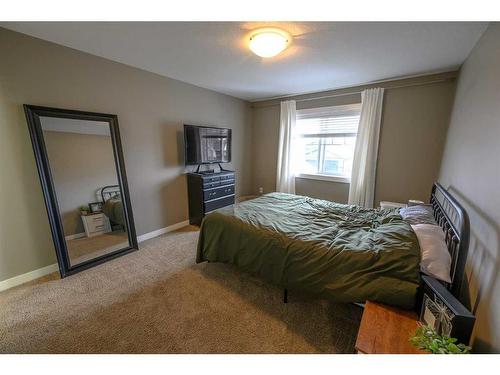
[187,171,235,225]
[355,301,426,354]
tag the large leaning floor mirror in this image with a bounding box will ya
[24,105,137,277]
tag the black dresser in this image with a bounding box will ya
[187,171,235,225]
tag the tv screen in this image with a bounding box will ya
[184,125,232,165]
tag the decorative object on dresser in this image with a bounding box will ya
[187,170,235,225]
[81,212,112,237]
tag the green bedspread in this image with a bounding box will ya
[196,192,421,308]
[102,198,125,226]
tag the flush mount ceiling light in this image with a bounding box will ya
[249,28,291,58]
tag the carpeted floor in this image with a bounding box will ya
[0,226,362,353]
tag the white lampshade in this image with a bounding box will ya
[249,29,291,58]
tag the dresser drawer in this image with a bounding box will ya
[202,173,234,189]
[202,175,221,183]
[203,180,222,189]
[203,184,235,201]
[81,213,111,237]
[221,178,235,186]
[219,173,234,182]
[204,195,235,213]
[87,215,104,232]
[187,171,236,226]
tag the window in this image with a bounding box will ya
[295,104,361,182]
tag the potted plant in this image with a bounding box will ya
[410,325,471,354]
[79,205,89,216]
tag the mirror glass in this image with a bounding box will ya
[40,116,131,266]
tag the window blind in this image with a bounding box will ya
[296,103,361,137]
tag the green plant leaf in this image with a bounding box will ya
[409,325,470,354]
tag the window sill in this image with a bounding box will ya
[295,173,351,184]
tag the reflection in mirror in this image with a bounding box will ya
[40,116,130,266]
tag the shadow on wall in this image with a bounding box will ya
[172,125,198,174]
[158,123,189,225]
[176,127,197,174]
[160,175,188,226]
[447,185,500,353]
[176,129,185,167]
[159,122,184,168]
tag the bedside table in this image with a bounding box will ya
[355,301,426,354]
[81,212,111,237]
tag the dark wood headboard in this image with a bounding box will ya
[430,183,470,299]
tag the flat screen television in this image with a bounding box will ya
[184,124,232,165]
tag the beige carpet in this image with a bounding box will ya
[0,226,362,353]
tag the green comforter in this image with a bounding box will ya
[102,198,125,226]
[197,193,421,308]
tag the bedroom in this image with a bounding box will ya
[1,0,500,371]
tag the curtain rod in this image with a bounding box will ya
[252,75,456,108]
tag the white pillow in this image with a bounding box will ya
[411,224,452,283]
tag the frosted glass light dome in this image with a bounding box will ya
[249,28,291,58]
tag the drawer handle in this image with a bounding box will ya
[94,225,104,230]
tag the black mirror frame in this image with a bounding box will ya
[24,104,138,277]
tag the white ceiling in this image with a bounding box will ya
[2,22,488,101]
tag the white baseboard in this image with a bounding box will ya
[0,263,59,292]
[137,220,190,243]
[0,220,190,293]
[65,232,86,241]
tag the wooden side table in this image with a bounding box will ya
[355,301,426,354]
[81,212,111,237]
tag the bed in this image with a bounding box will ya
[196,183,469,309]
[98,185,125,227]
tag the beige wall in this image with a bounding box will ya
[438,23,500,353]
[251,74,456,205]
[44,131,118,236]
[375,81,455,205]
[0,28,252,282]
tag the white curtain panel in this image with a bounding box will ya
[276,100,297,194]
[348,88,385,208]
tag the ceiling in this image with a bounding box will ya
[2,22,488,101]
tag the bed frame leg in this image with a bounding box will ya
[283,288,288,304]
